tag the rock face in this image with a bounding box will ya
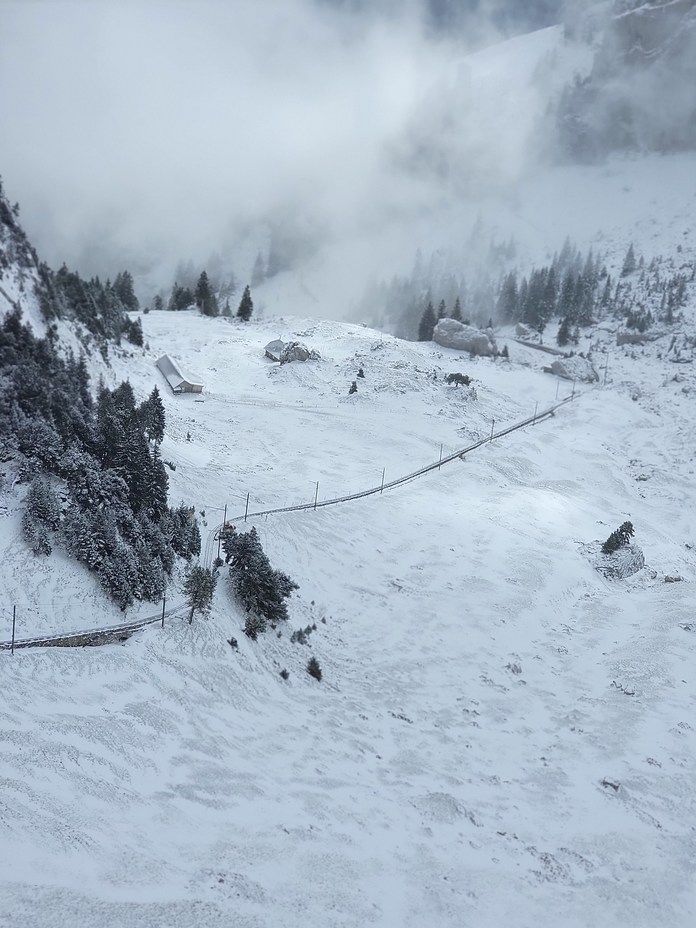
[433,319,497,357]
[550,356,599,383]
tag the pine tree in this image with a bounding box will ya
[558,269,577,321]
[417,301,436,341]
[139,386,166,446]
[183,564,218,623]
[22,476,60,555]
[621,244,637,278]
[124,316,144,346]
[557,315,571,346]
[496,272,519,322]
[223,527,298,637]
[602,521,634,555]
[168,283,195,311]
[195,271,219,317]
[24,476,61,530]
[451,297,463,322]
[237,285,254,322]
[113,270,139,311]
[437,299,447,320]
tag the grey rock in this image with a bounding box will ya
[433,319,497,357]
[550,356,599,383]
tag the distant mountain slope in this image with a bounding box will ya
[558,0,696,156]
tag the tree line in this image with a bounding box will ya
[1,306,200,610]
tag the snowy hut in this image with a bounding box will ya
[156,355,204,394]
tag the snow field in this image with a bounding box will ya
[1,309,695,926]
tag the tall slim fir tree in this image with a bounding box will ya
[237,285,254,322]
[417,301,436,341]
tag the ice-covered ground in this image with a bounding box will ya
[1,306,695,927]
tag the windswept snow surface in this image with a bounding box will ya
[1,310,696,927]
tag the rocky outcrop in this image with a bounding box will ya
[433,319,497,357]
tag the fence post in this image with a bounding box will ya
[439,444,443,470]
[244,492,250,523]
[11,605,16,655]
[555,379,559,400]
[314,481,319,511]
[572,380,576,399]
[533,401,538,424]
[380,468,385,494]
[161,595,166,629]
[490,419,495,441]
[603,352,609,386]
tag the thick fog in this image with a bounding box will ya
[1,0,573,304]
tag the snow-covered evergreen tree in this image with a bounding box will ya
[183,565,218,623]
[417,301,436,341]
[237,285,254,322]
[222,527,298,638]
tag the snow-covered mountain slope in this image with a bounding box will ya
[2,307,695,926]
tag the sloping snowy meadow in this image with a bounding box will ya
[1,307,695,926]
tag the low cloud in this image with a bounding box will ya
[0,0,567,304]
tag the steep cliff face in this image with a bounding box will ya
[0,183,47,334]
[558,0,696,157]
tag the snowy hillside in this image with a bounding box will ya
[2,304,695,927]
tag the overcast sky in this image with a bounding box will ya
[0,0,571,292]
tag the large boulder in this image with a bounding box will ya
[596,544,646,580]
[515,322,536,340]
[433,319,497,357]
[550,355,599,383]
[279,341,321,364]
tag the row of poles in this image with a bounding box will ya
[5,382,585,651]
[290,389,578,511]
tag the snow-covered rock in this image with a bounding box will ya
[515,322,537,340]
[550,355,599,382]
[279,341,321,364]
[597,543,646,580]
[433,319,497,357]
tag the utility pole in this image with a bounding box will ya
[490,419,495,441]
[314,482,319,511]
[11,605,16,655]
[244,492,250,522]
[380,468,385,494]
[216,503,227,562]
[438,444,443,470]
[161,595,166,629]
